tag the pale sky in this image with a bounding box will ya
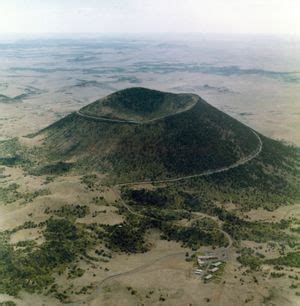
[0,0,300,35]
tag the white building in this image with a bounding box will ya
[198,255,217,260]
[204,274,213,280]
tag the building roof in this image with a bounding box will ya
[210,267,219,272]
[198,255,218,260]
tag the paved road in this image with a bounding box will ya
[76,100,263,187]
[76,111,141,124]
[219,229,233,260]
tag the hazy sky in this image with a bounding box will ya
[0,0,299,35]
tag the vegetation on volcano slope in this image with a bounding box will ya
[105,101,259,182]
[36,91,259,182]
[121,143,299,213]
[177,136,300,211]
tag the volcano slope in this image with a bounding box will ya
[36,87,262,183]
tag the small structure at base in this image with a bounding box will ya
[197,255,218,265]
[210,267,219,273]
[212,261,222,267]
[198,255,218,261]
[198,259,205,265]
[204,274,213,280]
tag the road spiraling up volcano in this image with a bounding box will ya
[76,106,263,186]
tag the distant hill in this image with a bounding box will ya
[37,87,261,183]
